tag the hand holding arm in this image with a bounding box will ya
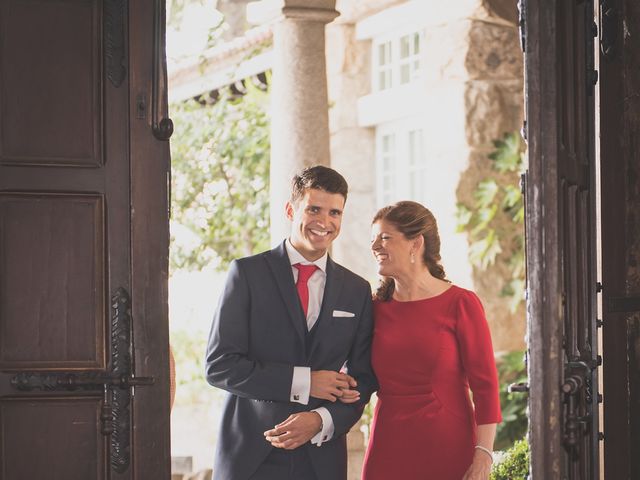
[310,370,357,402]
[321,291,377,437]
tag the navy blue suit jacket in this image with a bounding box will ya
[205,241,377,480]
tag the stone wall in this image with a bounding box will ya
[326,20,377,282]
[328,0,526,352]
[459,14,525,352]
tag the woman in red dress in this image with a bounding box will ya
[359,201,502,480]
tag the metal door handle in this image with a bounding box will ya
[10,372,155,391]
[151,0,173,140]
[9,288,149,473]
[508,382,530,393]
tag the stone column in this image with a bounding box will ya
[265,1,339,243]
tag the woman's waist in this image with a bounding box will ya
[377,388,435,401]
[378,379,468,396]
[376,385,474,422]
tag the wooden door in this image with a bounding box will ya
[523,0,601,477]
[599,0,640,478]
[0,0,172,478]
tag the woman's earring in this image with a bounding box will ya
[410,252,415,264]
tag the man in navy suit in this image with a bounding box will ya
[205,165,377,480]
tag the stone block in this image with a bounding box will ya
[465,21,523,80]
[327,23,371,131]
[464,79,523,148]
[422,21,471,83]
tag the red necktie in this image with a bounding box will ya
[293,263,319,319]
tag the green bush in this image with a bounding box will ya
[495,350,528,450]
[171,328,214,405]
[491,438,529,480]
[456,131,526,312]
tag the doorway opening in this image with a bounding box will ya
[165,1,527,478]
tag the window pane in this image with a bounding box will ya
[398,33,421,84]
[378,131,396,207]
[400,64,410,84]
[378,43,386,65]
[378,42,392,66]
[400,36,410,58]
[379,68,393,90]
[382,134,395,154]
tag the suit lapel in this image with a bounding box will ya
[308,256,344,359]
[264,241,307,346]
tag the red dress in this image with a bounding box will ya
[362,286,502,480]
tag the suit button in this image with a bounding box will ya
[293,394,300,401]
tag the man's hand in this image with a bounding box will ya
[264,412,322,450]
[310,370,357,402]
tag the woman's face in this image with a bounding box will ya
[370,220,414,277]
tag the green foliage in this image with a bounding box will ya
[456,131,526,312]
[491,438,530,480]
[495,351,528,450]
[170,81,271,272]
[171,328,214,405]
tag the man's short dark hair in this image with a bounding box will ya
[290,165,349,204]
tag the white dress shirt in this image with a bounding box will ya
[285,240,335,446]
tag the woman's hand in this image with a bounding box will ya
[461,449,493,480]
[337,387,361,404]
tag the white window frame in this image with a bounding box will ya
[372,27,424,92]
[398,31,422,85]
[375,118,428,208]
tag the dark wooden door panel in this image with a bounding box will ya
[0,193,105,370]
[525,0,599,477]
[0,0,170,477]
[0,397,106,480]
[0,0,102,167]
[599,0,640,477]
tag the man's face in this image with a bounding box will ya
[286,188,345,261]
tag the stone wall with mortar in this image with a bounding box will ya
[328,0,525,352]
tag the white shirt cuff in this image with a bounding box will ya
[290,366,310,404]
[310,407,334,446]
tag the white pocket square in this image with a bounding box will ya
[333,310,355,318]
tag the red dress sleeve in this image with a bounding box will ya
[455,290,503,425]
